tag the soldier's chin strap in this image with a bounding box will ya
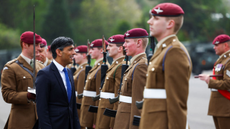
[212,67,230,100]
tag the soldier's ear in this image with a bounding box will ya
[167,19,175,30]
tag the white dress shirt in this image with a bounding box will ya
[53,59,69,94]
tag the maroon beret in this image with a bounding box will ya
[40,38,47,48]
[212,34,230,45]
[20,31,42,44]
[151,3,184,17]
[108,34,125,44]
[48,45,51,51]
[75,45,87,53]
[90,39,108,48]
[124,28,149,39]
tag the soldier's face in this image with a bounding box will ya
[214,43,226,55]
[74,53,84,65]
[107,43,119,58]
[37,47,47,63]
[147,16,167,39]
[89,47,101,59]
[123,39,137,57]
[27,43,41,59]
[60,45,75,65]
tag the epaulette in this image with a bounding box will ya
[5,58,17,65]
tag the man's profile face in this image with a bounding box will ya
[37,47,47,63]
[147,16,167,38]
[107,43,119,58]
[74,53,84,65]
[89,47,101,59]
[60,45,75,65]
[214,43,226,56]
[123,39,137,57]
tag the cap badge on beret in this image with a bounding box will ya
[215,41,219,44]
[75,49,79,52]
[110,38,115,42]
[90,44,94,47]
[154,7,163,14]
[126,32,130,36]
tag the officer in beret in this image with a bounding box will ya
[198,34,230,129]
[37,38,52,66]
[140,3,192,129]
[73,45,88,129]
[95,34,126,129]
[113,28,148,129]
[80,39,110,129]
[1,31,45,129]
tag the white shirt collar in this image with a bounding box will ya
[156,34,176,49]
[20,53,31,65]
[53,59,65,72]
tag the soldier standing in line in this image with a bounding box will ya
[73,45,88,129]
[37,38,52,66]
[139,3,192,129]
[1,31,44,129]
[198,34,230,129]
[80,39,109,129]
[95,35,126,129]
[113,28,148,129]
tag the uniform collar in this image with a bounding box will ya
[156,34,176,49]
[20,53,31,65]
[77,62,87,70]
[130,52,145,64]
[43,57,49,66]
[94,58,103,66]
[112,56,125,64]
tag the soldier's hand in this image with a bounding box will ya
[27,92,36,101]
[198,74,210,84]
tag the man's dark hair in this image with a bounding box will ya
[51,37,74,59]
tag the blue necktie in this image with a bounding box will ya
[63,68,72,102]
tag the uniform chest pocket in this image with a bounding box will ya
[103,76,115,92]
[123,77,132,94]
[86,77,96,91]
[16,75,33,91]
[147,66,164,88]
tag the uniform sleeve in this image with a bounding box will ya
[209,62,230,90]
[1,65,28,104]
[164,47,191,129]
[114,65,122,96]
[131,63,147,113]
[35,70,52,128]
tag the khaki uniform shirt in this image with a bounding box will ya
[95,56,125,129]
[113,53,147,129]
[74,62,87,122]
[208,50,230,117]
[140,35,192,129]
[80,58,110,127]
[1,55,44,129]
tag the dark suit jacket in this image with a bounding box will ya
[36,62,80,129]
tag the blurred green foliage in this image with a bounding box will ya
[0,0,229,50]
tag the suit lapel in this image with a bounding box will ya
[50,62,68,100]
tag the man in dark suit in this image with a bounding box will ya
[35,37,81,129]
